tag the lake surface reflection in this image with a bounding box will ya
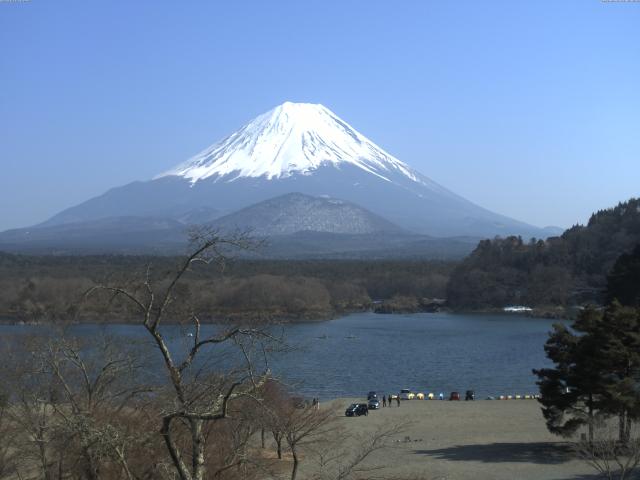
[270,312,561,400]
[1,312,562,400]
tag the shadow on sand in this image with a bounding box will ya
[565,475,605,480]
[414,442,575,465]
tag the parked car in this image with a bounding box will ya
[368,398,380,409]
[465,390,475,401]
[399,389,413,400]
[449,391,461,401]
[367,391,378,400]
[345,403,368,417]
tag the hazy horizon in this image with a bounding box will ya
[1,0,639,232]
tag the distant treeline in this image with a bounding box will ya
[4,197,640,322]
[447,198,640,310]
[0,254,454,323]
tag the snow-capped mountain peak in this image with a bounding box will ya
[157,101,422,184]
[24,101,549,241]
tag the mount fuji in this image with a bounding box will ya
[0,102,557,254]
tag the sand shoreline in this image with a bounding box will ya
[295,398,595,480]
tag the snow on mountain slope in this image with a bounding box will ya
[157,101,423,185]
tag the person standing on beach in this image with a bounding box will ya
[396,395,400,407]
[382,395,387,408]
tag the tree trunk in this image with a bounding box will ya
[38,439,50,480]
[161,416,192,480]
[57,451,63,480]
[261,428,265,448]
[37,415,51,480]
[588,396,594,444]
[273,432,282,459]
[625,413,632,445]
[116,448,135,480]
[290,446,299,480]
[619,410,628,445]
[83,447,100,480]
[191,418,206,480]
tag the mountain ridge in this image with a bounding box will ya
[11,101,553,242]
[210,192,405,236]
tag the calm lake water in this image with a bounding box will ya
[0,312,563,400]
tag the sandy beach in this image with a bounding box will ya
[294,398,596,480]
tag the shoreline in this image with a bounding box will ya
[299,397,593,480]
[0,306,568,326]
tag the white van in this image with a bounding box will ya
[399,389,414,400]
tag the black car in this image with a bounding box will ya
[465,390,475,401]
[367,391,377,400]
[345,403,369,417]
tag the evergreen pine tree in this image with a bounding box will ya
[534,309,603,441]
[607,244,640,307]
[535,304,640,444]
[596,302,640,444]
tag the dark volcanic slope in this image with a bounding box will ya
[211,192,404,236]
[0,217,187,254]
[0,192,478,259]
[40,165,549,239]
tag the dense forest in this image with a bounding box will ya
[0,253,454,323]
[3,198,640,322]
[447,198,640,310]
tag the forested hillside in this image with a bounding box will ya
[4,198,639,321]
[0,254,453,323]
[447,198,640,309]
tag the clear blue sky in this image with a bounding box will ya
[1,0,638,231]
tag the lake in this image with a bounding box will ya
[0,312,563,400]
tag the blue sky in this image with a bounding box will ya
[1,0,638,231]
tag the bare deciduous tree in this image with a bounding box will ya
[0,335,60,480]
[0,391,18,480]
[265,400,336,480]
[575,421,640,480]
[1,332,159,480]
[42,335,153,480]
[85,228,276,480]
[311,422,408,480]
[260,380,291,460]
